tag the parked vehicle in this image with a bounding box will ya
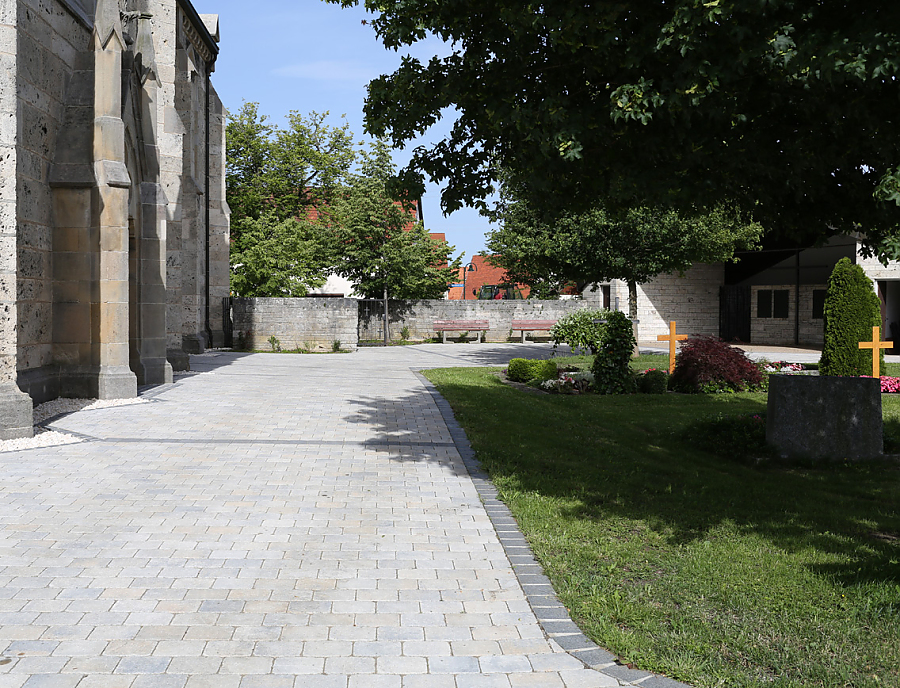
[475,284,525,300]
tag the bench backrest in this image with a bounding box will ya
[511,320,558,328]
[434,320,489,328]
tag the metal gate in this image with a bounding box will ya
[719,285,751,343]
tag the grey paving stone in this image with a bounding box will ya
[0,347,686,688]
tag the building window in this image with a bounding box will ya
[773,290,789,318]
[812,290,826,320]
[758,289,789,318]
[757,290,772,318]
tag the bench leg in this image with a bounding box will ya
[521,331,526,344]
[477,331,482,343]
[442,331,447,344]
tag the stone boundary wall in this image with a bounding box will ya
[232,298,360,351]
[358,299,590,343]
[231,298,596,350]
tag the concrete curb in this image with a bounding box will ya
[414,370,693,688]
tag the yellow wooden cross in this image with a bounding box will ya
[859,326,893,378]
[657,321,688,372]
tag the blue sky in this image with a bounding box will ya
[192,0,493,262]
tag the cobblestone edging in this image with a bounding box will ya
[414,372,692,688]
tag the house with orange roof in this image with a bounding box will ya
[447,256,531,300]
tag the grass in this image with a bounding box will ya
[423,364,900,688]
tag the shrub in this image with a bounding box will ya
[534,359,558,382]
[400,326,411,341]
[550,308,612,354]
[507,358,534,382]
[267,335,281,352]
[590,310,637,394]
[669,336,763,393]
[507,358,558,383]
[638,368,668,394]
[820,257,883,376]
[332,339,342,352]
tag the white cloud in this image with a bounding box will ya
[273,60,379,82]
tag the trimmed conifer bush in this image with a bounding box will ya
[819,257,883,377]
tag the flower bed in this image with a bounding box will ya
[877,376,900,393]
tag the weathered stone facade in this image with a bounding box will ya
[0,0,229,438]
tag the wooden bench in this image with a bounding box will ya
[511,319,558,343]
[433,320,489,343]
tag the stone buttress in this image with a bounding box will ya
[1,0,227,437]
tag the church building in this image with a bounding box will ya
[0,0,230,438]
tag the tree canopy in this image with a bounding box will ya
[225,103,458,299]
[226,104,355,296]
[333,142,460,299]
[486,195,764,317]
[328,1,900,259]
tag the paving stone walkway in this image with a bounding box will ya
[0,344,685,688]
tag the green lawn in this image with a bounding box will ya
[423,364,900,688]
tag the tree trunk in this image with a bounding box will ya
[383,281,389,346]
[627,280,638,320]
[627,280,640,358]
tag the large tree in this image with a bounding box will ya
[486,197,764,321]
[327,1,900,259]
[333,142,461,299]
[226,103,355,296]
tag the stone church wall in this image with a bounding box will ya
[15,0,89,399]
[0,0,36,437]
[0,0,229,437]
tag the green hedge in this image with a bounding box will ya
[507,358,559,383]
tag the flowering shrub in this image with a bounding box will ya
[669,336,763,393]
[540,374,593,394]
[764,360,804,373]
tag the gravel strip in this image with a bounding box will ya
[0,397,149,453]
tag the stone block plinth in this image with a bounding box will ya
[767,375,882,461]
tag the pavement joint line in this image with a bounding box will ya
[32,431,460,448]
[413,369,692,688]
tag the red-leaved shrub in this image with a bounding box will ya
[669,336,763,393]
